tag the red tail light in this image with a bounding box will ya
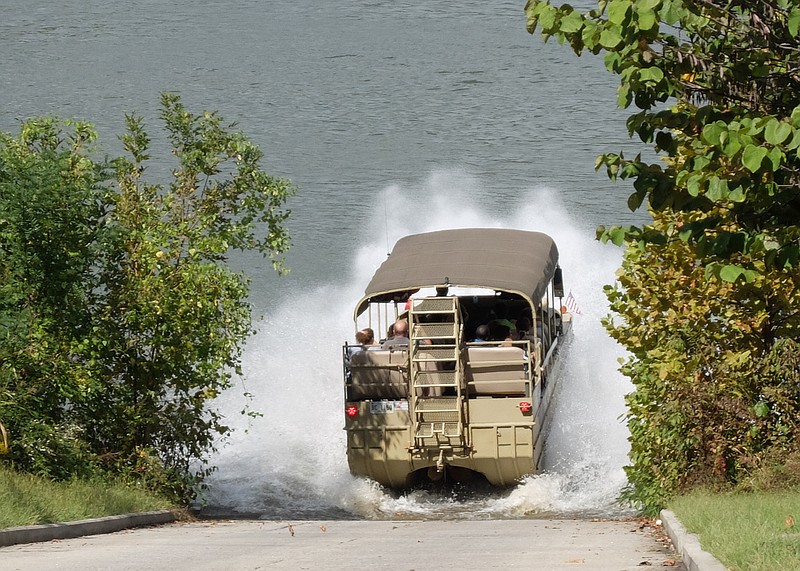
[518,401,532,413]
[345,404,358,417]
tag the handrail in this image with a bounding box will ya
[541,335,559,370]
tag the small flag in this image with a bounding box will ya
[564,290,583,315]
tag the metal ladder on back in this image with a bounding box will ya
[408,296,468,454]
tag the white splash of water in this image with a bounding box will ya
[205,171,633,519]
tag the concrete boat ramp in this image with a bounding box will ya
[1,516,689,570]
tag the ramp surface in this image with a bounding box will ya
[1,518,684,570]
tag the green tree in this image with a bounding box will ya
[526,1,800,512]
[0,94,294,500]
[0,118,104,479]
[604,204,800,510]
[85,94,294,498]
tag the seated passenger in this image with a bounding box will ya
[493,302,517,337]
[382,319,410,348]
[346,328,379,365]
[471,323,490,342]
[355,327,379,349]
[516,317,537,342]
[488,320,514,347]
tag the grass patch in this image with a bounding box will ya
[0,465,175,529]
[670,490,800,570]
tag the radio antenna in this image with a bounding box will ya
[383,190,390,256]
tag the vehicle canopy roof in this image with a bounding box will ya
[355,228,559,317]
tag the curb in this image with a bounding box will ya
[0,510,177,548]
[660,509,727,571]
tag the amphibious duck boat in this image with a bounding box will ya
[342,228,572,488]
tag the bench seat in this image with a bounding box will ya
[464,346,529,396]
[347,349,409,399]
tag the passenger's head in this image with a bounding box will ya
[356,328,375,345]
[474,323,489,340]
[393,319,409,338]
[488,320,510,341]
[516,317,531,333]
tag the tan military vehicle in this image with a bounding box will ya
[342,228,572,488]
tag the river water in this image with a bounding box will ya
[2,1,650,518]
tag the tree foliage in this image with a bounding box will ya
[0,94,294,500]
[604,206,800,510]
[527,0,800,277]
[0,119,105,480]
[526,0,800,513]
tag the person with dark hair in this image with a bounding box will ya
[471,323,490,342]
[493,303,517,336]
[488,320,514,347]
[516,317,536,341]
